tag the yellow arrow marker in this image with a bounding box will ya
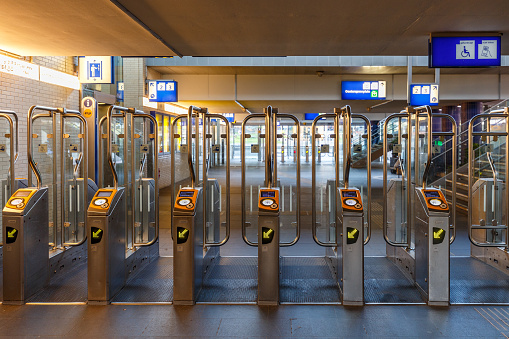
[348,229,358,239]
[7,229,17,238]
[178,229,189,239]
[263,229,274,239]
[434,228,444,239]
[92,229,103,238]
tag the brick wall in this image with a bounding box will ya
[0,56,79,180]
[0,56,80,244]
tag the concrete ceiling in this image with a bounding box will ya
[0,0,175,56]
[115,0,509,57]
[1,0,509,57]
[150,65,509,76]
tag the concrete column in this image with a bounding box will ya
[123,58,145,110]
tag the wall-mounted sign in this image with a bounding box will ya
[429,34,501,68]
[78,56,114,84]
[0,55,38,80]
[0,55,79,90]
[117,82,124,101]
[341,81,386,100]
[222,113,234,122]
[410,84,439,106]
[40,66,80,90]
[148,80,178,102]
[304,113,325,120]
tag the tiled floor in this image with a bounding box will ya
[0,304,507,338]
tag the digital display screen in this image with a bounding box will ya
[179,191,195,197]
[97,191,113,197]
[14,190,31,197]
[261,191,275,198]
[342,191,357,198]
[424,191,440,198]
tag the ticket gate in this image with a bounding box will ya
[172,188,203,305]
[171,106,230,304]
[2,105,92,304]
[382,106,456,305]
[414,188,450,305]
[2,188,48,304]
[311,106,371,305]
[257,187,280,305]
[337,188,364,305]
[87,188,125,304]
[88,105,159,304]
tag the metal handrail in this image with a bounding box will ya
[241,113,265,246]
[204,113,231,247]
[59,110,88,247]
[311,113,337,247]
[98,112,125,188]
[430,113,458,244]
[0,112,14,247]
[170,114,188,236]
[132,110,159,248]
[28,106,59,189]
[0,110,18,189]
[383,112,411,247]
[351,113,372,245]
[106,105,131,190]
[468,109,509,248]
[187,106,206,188]
[413,106,433,188]
[276,113,300,247]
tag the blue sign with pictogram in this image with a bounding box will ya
[117,82,124,101]
[410,84,439,106]
[429,35,501,68]
[341,81,387,100]
[148,80,178,102]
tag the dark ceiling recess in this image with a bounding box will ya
[114,0,509,57]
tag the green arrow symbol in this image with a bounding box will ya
[7,229,17,238]
[434,228,444,239]
[92,229,103,238]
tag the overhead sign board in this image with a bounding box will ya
[410,84,439,106]
[148,80,178,102]
[341,81,386,100]
[78,56,114,84]
[429,34,501,68]
[222,113,234,122]
[117,82,124,101]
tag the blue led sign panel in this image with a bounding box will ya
[430,36,501,68]
[409,84,439,106]
[341,81,386,100]
[148,80,178,102]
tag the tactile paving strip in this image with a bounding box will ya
[197,256,257,303]
[280,257,340,304]
[112,257,173,303]
[364,256,424,304]
[27,260,88,303]
[451,256,509,304]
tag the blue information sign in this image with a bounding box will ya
[117,82,124,101]
[430,35,501,68]
[409,84,439,106]
[148,80,178,102]
[341,81,387,100]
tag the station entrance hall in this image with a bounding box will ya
[1,1,509,337]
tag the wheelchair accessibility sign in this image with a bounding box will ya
[456,41,475,59]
